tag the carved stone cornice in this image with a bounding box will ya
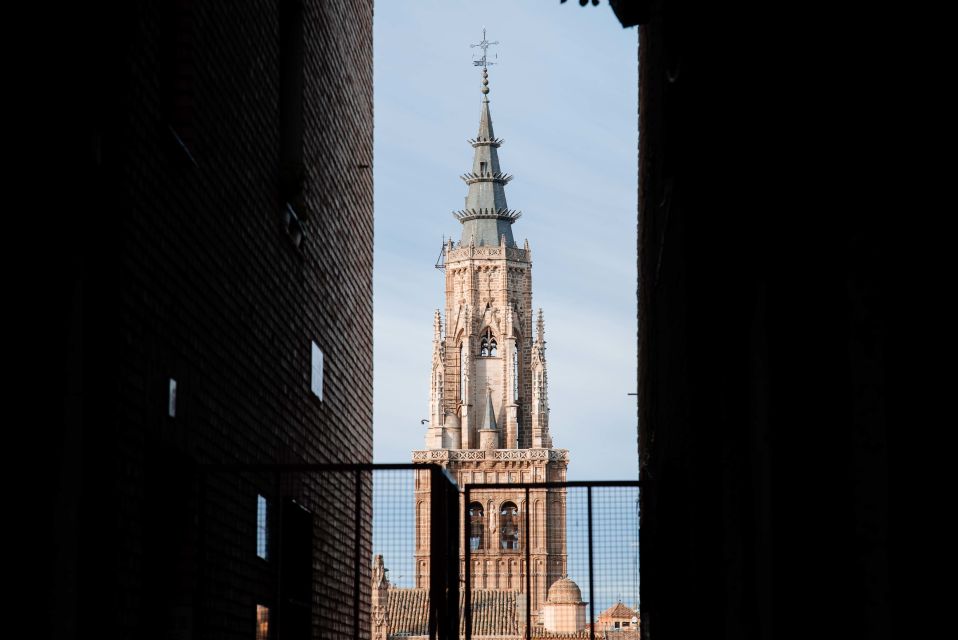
[412,448,569,463]
[446,245,531,263]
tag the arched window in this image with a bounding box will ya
[500,502,520,550]
[469,502,484,551]
[480,328,497,357]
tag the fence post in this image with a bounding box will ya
[274,471,284,638]
[429,467,437,639]
[447,469,461,640]
[464,485,471,640]
[429,466,460,640]
[525,486,531,640]
[354,470,362,640]
[196,468,208,638]
[588,486,594,640]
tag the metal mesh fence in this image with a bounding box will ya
[183,467,634,640]
[195,464,458,640]
[588,486,641,639]
[371,467,430,637]
[371,469,417,588]
[463,482,640,640]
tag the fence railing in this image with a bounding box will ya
[177,466,635,640]
[195,463,459,640]
[463,481,640,640]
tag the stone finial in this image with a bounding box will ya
[372,554,389,589]
[433,309,442,341]
[478,388,500,450]
[537,308,545,345]
[482,389,498,432]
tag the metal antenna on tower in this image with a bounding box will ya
[435,234,446,271]
[470,27,499,68]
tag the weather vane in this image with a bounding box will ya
[471,27,499,68]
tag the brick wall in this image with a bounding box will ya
[64,1,374,638]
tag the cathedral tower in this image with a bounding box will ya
[412,41,571,625]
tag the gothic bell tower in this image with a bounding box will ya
[422,60,552,455]
[413,33,570,625]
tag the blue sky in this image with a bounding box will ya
[373,1,639,481]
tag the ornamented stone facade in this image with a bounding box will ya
[372,38,589,640]
[410,61,574,629]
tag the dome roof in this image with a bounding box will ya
[548,576,583,604]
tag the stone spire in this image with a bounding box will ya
[478,388,500,450]
[371,555,390,640]
[454,63,521,247]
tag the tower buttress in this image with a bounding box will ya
[531,308,552,448]
[427,309,455,449]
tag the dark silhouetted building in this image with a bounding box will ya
[632,2,892,640]
[42,2,895,639]
[48,1,373,638]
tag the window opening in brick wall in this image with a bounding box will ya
[480,328,497,357]
[311,341,323,400]
[168,378,177,417]
[469,502,485,551]
[500,501,519,550]
[256,604,269,640]
[257,494,268,560]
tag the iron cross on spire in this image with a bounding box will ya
[471,27,499,68]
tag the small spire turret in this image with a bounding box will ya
[482,390,498,432]
[537,308,546,348]
[478,388,500,450]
